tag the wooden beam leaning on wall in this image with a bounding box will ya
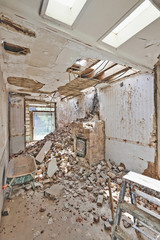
[154,55,160,179]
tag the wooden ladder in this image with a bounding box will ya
[112,171,160,240]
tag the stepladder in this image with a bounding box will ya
[112,171,160,240]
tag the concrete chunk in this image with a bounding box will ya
[36,141,52,163]
[44,184,64,200]
[104,222,111,231]
[97,194,103,206]
[47,158,58,178]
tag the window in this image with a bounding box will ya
[102,0,160,48]
[41,0,87,26]
[33,112,55,140]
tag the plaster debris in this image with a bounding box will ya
[93,215,100,223]
[97,194,103,206]
[39,207,46,212]
[5,120,160,240]
[122,218,132,228]
[33,231,40,239]
[104,222,111,231]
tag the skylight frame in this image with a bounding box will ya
[40,0,87,28]
[102,0,160,48]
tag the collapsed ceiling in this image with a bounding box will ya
[58,59,139,98]
[0,0,160,98]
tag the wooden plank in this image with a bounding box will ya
[120,202,160,232]
[123,171,160,194]
[96,63,117,79]
[108,178,114,220]
[99,65,127,81]
[134,189,160,206]
[114,226,133,240]
[103,67,131,81]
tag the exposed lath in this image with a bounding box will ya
[58,58,140,98]
[0,14,36,37]
[3,41,30,55]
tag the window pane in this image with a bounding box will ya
[33,112,55,140]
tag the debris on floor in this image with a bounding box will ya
[36,140,52,163]
[2,120,160,240]
[44,184,64,200]
[1,208,10,216]
[47,157,58,178]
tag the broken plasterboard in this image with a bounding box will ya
[47,158,58,178]
[36,141,52,163]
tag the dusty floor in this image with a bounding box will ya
[0,186,113,240]
[0,184,154,240]
[1,124,158,240]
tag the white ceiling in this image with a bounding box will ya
[0,0,160,96]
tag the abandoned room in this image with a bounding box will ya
[0,0,160,239]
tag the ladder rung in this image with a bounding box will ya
[123,171,160,196]
[134,189,160,207]
[137,204,160,221]
[133,224,158,240]
[114,226,134,240]
[120,202,160,233]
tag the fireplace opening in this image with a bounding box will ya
[76,137,86,158]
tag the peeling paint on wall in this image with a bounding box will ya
[99,73,155,174]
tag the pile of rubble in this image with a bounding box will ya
[7,121,160,233]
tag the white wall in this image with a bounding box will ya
[0,68,9,220]
[56,89,95,129]
[99,73,155,173]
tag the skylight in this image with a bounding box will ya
[43,0,87,26]
[102,0,160,48]
[55,0,76,8]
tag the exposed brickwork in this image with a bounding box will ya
[72,120,105,165]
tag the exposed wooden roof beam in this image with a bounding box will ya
[96,63,117,79]
[102,67,131,82]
